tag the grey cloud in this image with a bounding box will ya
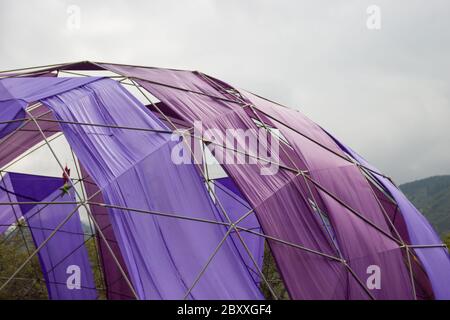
[1,0,449,183]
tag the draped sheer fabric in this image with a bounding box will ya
[0,64,448,300]
[0,172,97,299]
[326,137,450,299]
[42,79,263,299]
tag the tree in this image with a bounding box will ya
[0,226,47,299]
[444,233,450,251]
[0,225,106,300]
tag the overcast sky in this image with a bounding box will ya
[1,0,449,184]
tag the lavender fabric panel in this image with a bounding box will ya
[329,140,450,299]
[0,77,101,104]
[82,170,134,300]
[311,166,414,299]
[0,80,26,138]
[102,151,262,299]
[6,172,97,300]
[255,176,348,299]
[0,105,61,168]
[240,90,346,161]
[98,64,229,98]
[213,177,264,283]
[0,77,100,141]
[0,100,26,138]
[42,78,262,299]
[99,64,239,125]
[0,173,21,234]
[136,75,347,299]
[0,77,99,163]
[26,191,97,300]
[201,111,349,299]
[8,172,63,214]
[383,187,450,299]
[318,189,413,299]
[240,91,418,298]
[137,71,417,298]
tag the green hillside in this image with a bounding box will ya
[399,175,450,237]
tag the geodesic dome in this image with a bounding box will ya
[0,61,449,300]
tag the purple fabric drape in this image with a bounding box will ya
[241,91,415,299]
[42,79,262,299]
[213,177,264,284]
[0,77,100,165]
[112,65,349,299]
[111,64,425,299]
[0,172,97,299]
[0,105,61,169]
[326,137,450,299]
[0,68,55,136]
[0,80,26,137]
[82,170,134,300]
[0,173,21,235]
[1,67,447,300]
[0,77,100,105]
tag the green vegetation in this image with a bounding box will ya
[0,226,47,299]
[0,226,105,300]
[400,175,450,237]
[85,236,106,300]
[444,233,450,251]
[261,243,289,300]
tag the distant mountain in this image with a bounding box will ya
[400,175,450,237]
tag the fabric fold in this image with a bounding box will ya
[0,172,97,300]
[42,79,262,300]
